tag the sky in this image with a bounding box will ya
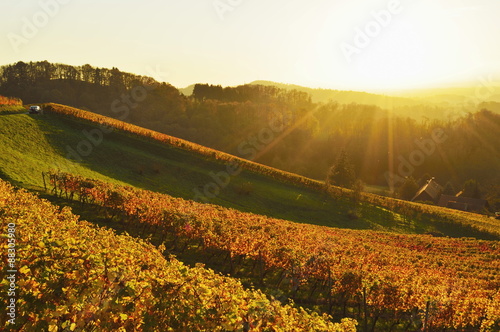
[1,0,500,92]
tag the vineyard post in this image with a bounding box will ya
[226,251,234,274]
[42,172,47,191]
[64,176,69,199]
[275,268,287,288]
[58,175,64,198]
[327,268,334,315]
[51,173,57,196]
[423,300,430,332]
[363,286,368,332]
[258,251,265,285]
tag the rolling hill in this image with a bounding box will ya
[39,170,500,332]
[1,101,499,331]
[3,62,499,189]
[249,80,500,108]
[0,179,356,331]
[249,80,419,107]
[247,81,500,121]
[0,103,498,240]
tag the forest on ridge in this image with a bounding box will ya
[1,61,499,210]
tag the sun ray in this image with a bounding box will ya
[253,106,322,161]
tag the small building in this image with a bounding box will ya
[411,178,443,203]
[438,195,489,213]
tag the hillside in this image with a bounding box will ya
[1,101,499,331]
[0,103,498,240]
[2,62,500,191]
[32,169,500,331]
[0,179,356,331]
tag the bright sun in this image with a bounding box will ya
[294,0,493,92]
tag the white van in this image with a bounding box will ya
[29,105,41,114]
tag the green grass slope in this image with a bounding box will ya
[0,104,497,239]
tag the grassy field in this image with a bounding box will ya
[0,105,497,239]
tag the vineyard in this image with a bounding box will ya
[42,103,500,239]
[43,171,500,331]
[0,95,24,115]
[0,95,22,106]
[0,179,356,331]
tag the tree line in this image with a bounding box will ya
[0,61,498,210]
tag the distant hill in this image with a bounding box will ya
[179,84,196,96]
[395,86,500,99]
[250,80,500,107]
[249,80,420,108]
